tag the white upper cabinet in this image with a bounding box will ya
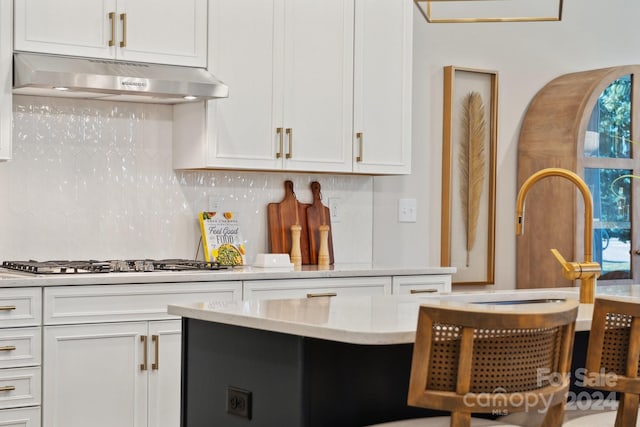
[280,0,354,172]
[13,0,207,67]
[352,0,412,174]
[173,0,413,174]
[0,1,12,161]
[174,0,354,172]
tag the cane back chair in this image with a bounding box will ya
[370,299,579,427]
[564,297,640,427]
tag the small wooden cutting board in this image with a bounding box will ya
[267,180,311,264]
[306,181,334,265]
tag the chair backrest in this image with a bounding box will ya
[407,299,579,420]
[583,297,640,394]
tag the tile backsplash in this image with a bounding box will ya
[0,96,373,263]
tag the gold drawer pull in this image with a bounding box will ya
[108,12,116,46]
[151,335,159,370]
[0,386,15,392]
[0,306,16,311]
[306,292,337,298]
[356,132,363,162]
[276,128,284,158]
[410,288,439,294]
[0,346,16,352]
[140,335,148,371]
[120,13,127,48]
[286,128,293,159]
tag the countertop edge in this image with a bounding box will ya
[168,303,417,345]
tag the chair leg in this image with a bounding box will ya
[615,393,639,427]
[540,401,566,427]
[450,412,471,427]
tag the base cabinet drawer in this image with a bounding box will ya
[0,289,41,328]
[0,328,41,369]
[44,282,242,324]
[391,275,451,295]
[0,406,40,426]
[243,277,392,300]
[0,367,41,410]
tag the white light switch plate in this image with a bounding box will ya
[329,198,342,223]
[398,198,417,223]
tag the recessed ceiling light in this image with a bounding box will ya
[53,86,69,91]
[183,95,197,101]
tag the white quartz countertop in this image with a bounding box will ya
[0,264,455,287]
[168,285,640,345]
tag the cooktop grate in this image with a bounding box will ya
[1,259,230,274]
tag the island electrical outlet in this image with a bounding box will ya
[227,386,252,419]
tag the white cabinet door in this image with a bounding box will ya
[193,0,283,170]
[0,0,12,161]
[147,320,181,427]
[14,0,116,59]
[352,0,412,174]
[174,0,354,173]
[14,0,206,67]
[280,0,354,172]
[43,322,148,427]
[117,0,207,66]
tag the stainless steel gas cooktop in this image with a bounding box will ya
[1,259,230,274]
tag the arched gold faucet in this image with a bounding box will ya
[516,168,600,303]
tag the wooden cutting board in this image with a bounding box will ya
[267,180,311,264]
[306,181,334,265]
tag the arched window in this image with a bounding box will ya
[517,66,639,288]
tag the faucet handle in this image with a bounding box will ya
[550,248,601,281]
[550,248,581,280]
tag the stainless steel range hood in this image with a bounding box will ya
[13,52,229,104]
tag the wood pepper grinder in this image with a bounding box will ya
[317,224,330,267]
[290,225,302,268]
[290,205,302,268]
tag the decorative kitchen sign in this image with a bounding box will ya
[198,212,246,265]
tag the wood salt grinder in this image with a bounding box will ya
[290,224,302,267]
[317,225,330,267]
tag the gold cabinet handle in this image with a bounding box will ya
[151,335,159,370]
[108,12,116,46]
[0,306,16,311]
[0,386,15,392]
[410,288,439,294]
[286,128,293,159]
[276,128,284,158]
[0,346,16,352]
[119,13,127,48]
[356,132,363,162]
[140,335,148,371]
[306,292,337,298]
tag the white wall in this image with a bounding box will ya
[373,0,640,289]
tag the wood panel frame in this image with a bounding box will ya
[441,66,497,286]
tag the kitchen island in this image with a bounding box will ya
[168,286,636,427]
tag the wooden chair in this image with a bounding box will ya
[369,299,579,427]
[563,297,640,427]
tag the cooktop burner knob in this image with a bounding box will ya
[110,260,130,272]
